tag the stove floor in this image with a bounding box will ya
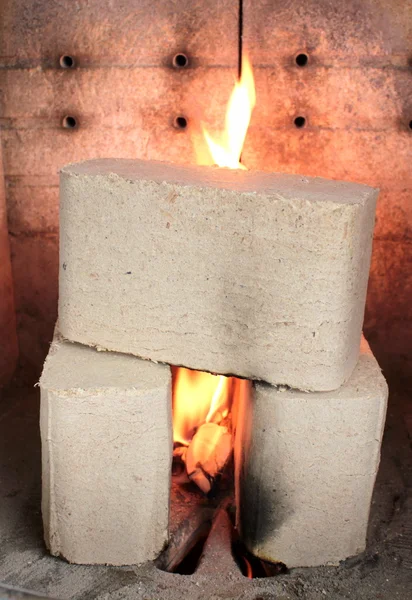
[1,380,411,600]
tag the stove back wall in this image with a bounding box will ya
[0,0,411,382]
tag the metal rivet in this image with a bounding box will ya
[59,55,75,68]
[173,53,189,68]
[295,53,308,67]
[62,115,78,129]
[174,116,188,129]
[294,116,306,128]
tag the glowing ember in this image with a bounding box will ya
[172,54,255,492]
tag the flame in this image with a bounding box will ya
[172,367,232,446]
[202,54,255,169]
[172,54,255,484]
[244,557,253,579]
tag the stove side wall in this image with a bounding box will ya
[0,136,18,385]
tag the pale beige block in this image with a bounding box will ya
[235,338,388,568]
[39,332,172,566]
[59,158,378,391]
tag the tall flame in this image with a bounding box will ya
[172,55,255,484]
[202,54,256,169]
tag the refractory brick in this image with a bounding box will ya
[39,330,172,566]
[59,158,378,391]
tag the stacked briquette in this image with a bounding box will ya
[40,159,387,567]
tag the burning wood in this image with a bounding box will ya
[172,366,235,493]
[173,423,233,494]
[185,423,233,494]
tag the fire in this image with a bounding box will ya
[244,557,253,579]
[202,54,256,169]
[172,367,232,446]
[172,54,255,492]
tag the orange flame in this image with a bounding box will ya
[172,367,231,446]
[172,55,255,476]
[202,54,255,169]
[244,557,253,579]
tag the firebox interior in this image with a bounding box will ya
[171,366,244,495]
[166,367,281,578]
